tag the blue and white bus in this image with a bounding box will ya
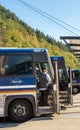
[72,69,80,94]
[50,56,73,105]
[0,48,57,122]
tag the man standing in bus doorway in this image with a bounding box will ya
[39,66,52,106]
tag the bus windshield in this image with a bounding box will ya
[0,54,33,75]
[72,70,80,80]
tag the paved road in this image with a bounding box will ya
[0,94,80,130]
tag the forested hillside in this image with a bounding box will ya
[0,5,80,68]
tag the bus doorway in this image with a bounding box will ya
[50,56,73,106]
[35,61,60,115]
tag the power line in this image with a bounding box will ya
[17,0,79,36]
[23,0,80,33]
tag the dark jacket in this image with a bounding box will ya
[39,73,49,89]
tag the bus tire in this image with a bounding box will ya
[8,99,33,123]
[72,87,78,94]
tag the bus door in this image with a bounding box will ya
[52,61,60,114]
[68,67,73,105]
[58,65,73,105]
[35,61,60,115]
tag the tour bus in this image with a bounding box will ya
[0,48,59,123]
[72,69,80,94]
[50,56,73,105]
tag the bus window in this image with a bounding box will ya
[35,63,51,79]
[0,55,33,75]
[72,71,80,80]
[58,67,68,82]
[35,62,52,87]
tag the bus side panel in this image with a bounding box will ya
[0,76,37,117]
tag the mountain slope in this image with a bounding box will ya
[0,5,80,68]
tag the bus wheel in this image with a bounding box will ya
[72,87,78,94]
[8,99,33,123]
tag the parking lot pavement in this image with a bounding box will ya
[0,94,80,130]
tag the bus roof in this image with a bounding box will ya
[72,69,80,72]
[50,56,64,61]
[0,48,47,54]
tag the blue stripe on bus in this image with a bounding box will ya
[72,80,80,83]
[0,77,36,86]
